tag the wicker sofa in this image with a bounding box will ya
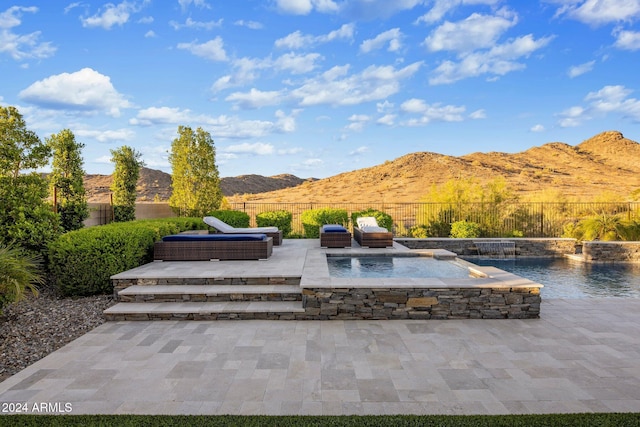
[154,234,273,261]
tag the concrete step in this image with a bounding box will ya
[117,284,302,303]
[104,301,305,321]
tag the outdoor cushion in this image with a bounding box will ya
[322,224,348,233]
[203,216,278,233]
[360,226,388,233]
[162,233,267,242]
[357,217,380,229]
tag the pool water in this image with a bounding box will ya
[327,256,471,279]
[469,258,640,299]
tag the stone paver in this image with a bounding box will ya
[1,298,640,415]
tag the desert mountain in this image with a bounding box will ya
[83,131,640,203]
[83,168,310,202]
[226,131,640,203]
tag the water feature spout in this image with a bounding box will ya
[474,240,516,259]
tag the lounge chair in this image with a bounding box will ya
[154,233,273,261]
[320,224,352,248]
[203,216,283,245]
[354,217,393,248]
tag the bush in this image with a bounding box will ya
[206,210,250,228]
[301,208,348,238]
[256,210,292,237]
[450,220,481,238]
[351,208,393,231]
[47,218,201,296]
[0,244,44,314]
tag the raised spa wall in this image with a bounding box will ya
[394,238,577,257]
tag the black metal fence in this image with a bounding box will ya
[229,202,640,238]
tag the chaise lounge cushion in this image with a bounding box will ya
[203,216,278,233]
[162,233,267,242]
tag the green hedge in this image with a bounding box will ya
[450,220,482,238]
[206,210,250,228]
[351,208,393,231]
[256,210,292,237]
[301,208,349,238]
[47,218,201,296]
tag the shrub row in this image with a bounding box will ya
[48,217,201,296]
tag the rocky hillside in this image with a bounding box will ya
[84,131,640,203]
[83,168,310,202]
[226,131,640,203]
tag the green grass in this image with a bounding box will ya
[0,414,639,426]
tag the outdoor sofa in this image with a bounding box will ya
[354,217,393,248]
[203,216,283,245]
[320,224,352,248]
[154,233,273,261]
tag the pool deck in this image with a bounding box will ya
[1,240,639,415]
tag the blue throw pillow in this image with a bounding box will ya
[322,224,347,233]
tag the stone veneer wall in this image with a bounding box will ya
[301,287,541,320]
[395,238,577,257]
[582,241,640,263]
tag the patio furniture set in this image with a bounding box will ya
[153,216,393,261]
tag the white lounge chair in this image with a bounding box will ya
[354,216,393,248]
[203,216,283,245]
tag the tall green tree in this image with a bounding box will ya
[47,129,89,231]
[0,106,60,253]
[110,146,144,222]
[169,126,222,217]
[0,106,51,178]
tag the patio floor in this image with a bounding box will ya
[1,298,639,415]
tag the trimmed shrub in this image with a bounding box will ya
[48,218,201,296]
[351,208,393,231]
[256,210,292,237]
[206,210,250,228]
[301,208,348,238]
[450,220,481,238]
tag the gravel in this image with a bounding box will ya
[0,289,115,383]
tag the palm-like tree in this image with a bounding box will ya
[0,245,44,314]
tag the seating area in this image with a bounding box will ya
[153,233,273,261]
[354,216,394,248]
[203,216,283,245]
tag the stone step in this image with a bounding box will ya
[117,284,302,303]
[104,301,305,321]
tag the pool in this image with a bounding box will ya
[468,258,640,299]
[327,255,472,279]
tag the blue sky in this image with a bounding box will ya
[1,1,639,178]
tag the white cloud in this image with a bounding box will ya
[614,29,640,50]
[530,124,545,132]
[345,114,370,132]
[179,0,210,10]
[275,0,338,15]
[554,0,640,26]
[223,142,275,155]
[275,23,354,49]
[225,88,284,109]
[349,146,369,155]
[557,85,640,127]
[567,60,595,77]
[130,107,297,138]
[19,68,132,117]
[400,98,467,125]
[469,109,486,119]
[75,127,135,143]
[360,28,403,53]
[81,1,139,29]
[273,52,323,74]
[169,17,222,30]
[376,114,396,125]
[177,37,228,61]
[424,9,518,53]
[415,0,501,24]
[291,62,422,106]
[234,20,263,29]
[376,100,394,113]
[144,30,156,38]
[430,34,554,84]
[0,6,56,60]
